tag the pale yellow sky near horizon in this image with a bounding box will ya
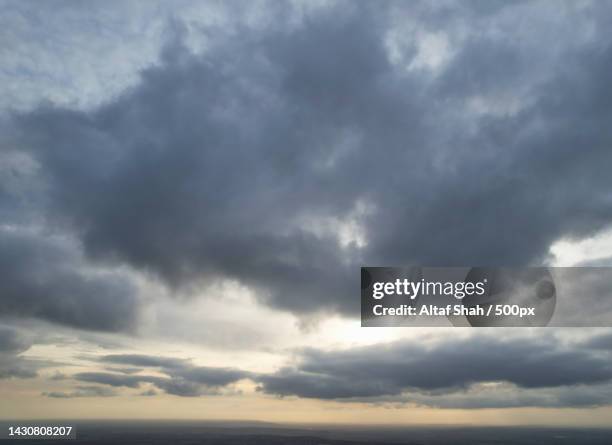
[4,373,612,427]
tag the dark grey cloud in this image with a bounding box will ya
[44,385,116,398]
[176,366,250,388]
[152,378,211,397]
[74,372,149,388]
[0,324,40,379]
[99,354,252,384]
[0,324,30,354]
[74,355,251,396]
[583,332,612,351]
[385,382,612,409]
[0,227,139,331]
[5,1,612,320]
[256,334,612,403]
[0,358,37,379]
[100,354,188,369]
[64,333,612,407]
[104,367,143,375]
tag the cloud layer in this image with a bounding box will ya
[0,324,39,379]
[3,0,612,419]
[257,334,612,407]
[38,332,612,408]
[4,1,612,325]
[69,354,252,397]
[0,227,139,331]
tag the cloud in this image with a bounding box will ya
[49,371,67,381]
[0,324,39,379]
[175,366,250,387]
[583,332,612,351]
[256,334,612,405]
[4,1,612,322]
[139,389,157,397]
[378,382,612,409]
[99,354,252,384]
[74,372,149,388]
[55,332,612,407]
[2,0,612,417]
[0,227,139,331]
[0,359,38,379]
[43,385,116,398]
[0,324,30,354]
[100,354,188,369]
[104,367,143,375]
[152,378,211,397]
[74,355,251,397]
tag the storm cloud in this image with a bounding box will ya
[0,324,38,379]
[0,227,139,331]
[3,1,612,321]
[3,0,612,421]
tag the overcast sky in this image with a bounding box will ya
[2,0,612,426]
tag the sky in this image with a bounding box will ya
[2,0,612,426]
